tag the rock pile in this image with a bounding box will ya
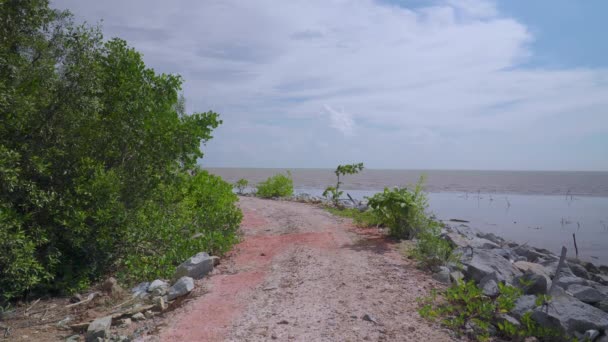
[433,224,608,340]
[74,252,218,342]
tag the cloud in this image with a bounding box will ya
[51,0,608,170]
[324,105,355,136]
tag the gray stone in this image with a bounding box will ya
[476,232,505,245]
[131,312,145,321]
[167,276,194,300]
[595,299,608,313]
[513,246,549,262]
[510,295,538,319]
[56,315,73,330]
[592,273,608,285]
[514,272,548,295]
[144,310,154,319]
[131,282,150,298]
[148,279,169,296]
[532,287,608,336]
[513,261,553,288]
[493,248,517,261]
[597,335,608,342]
[450,271,465,283]
[432,266,451,284]
[173,252,214,280]
[584,330,600,341]
[118,318,131,328]
[86,316,112,342]
[554,276,589,289]
[568,284,603,304]
[568,262,591,279]
[600,265,608,275]
[480,273,499,297]
[497,314,521,327]
[153,296,168,311]
[462,249,522,284]
[65,335,80,342]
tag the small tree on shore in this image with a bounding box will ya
[234,179,249,195]
[323,163,364,207]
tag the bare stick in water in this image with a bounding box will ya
[572,233,579,259]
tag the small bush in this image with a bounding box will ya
[418,281,561,341]
[234,178,249,194]
[256,172,294,198]
[367,175,433,239]
[412,226,458,269]
[323,163,364,206]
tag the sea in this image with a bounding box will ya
[206,168,608,265]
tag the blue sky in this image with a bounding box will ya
[52,0,608,170]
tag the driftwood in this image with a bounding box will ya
[572,233,579,259]
[65,292,99,308]
[25,298,41,314]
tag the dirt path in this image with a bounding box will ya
[158,197,455,341]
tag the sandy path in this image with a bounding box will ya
[159,197,455,341]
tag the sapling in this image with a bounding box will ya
[323,163,364,207]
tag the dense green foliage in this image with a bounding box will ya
[0,1,241,301]
[234,178,249,195]
[412,226,458,269]
[419,281,561,341]
[323,163,364,206]
[255,172,294,198]
[367,176,434,239]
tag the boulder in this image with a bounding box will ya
[153,296,168,311]
[167,276,194,301]
[476,232,505,245]
[592,273,608,286]
[131,312,145,321]
[480,273,499,297]
[497,313,521,327]
[568,284,603,304]
[513,261,552,288]
[510,295,538,320]
[444,232,499,250]
[86,316,112,342]
[514,271,548,295]
[531,287,608,336]
[131,282,150,298]
[462,249,522,284]
[450,271,465,283]
[554,276,589,290]
[173,252,214,280]
[596,299,608,313]
[568,262,590,280]
[513,246,550,263]
[432,266,451,284]
[148,279,169,296]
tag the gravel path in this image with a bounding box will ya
[159,197,456,341]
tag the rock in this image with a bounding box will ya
[513,246,549,262]
[65,335,80,342]
[86,316,112,342]
[497,314,521,327]
[131,312,145,321]
[568,284,603,304]
[56,316,73,330]
[591,273,608,285]
[596,299,608,313]
[597,335,608,342]
[101,277,121,294]
[432,266,451,284]
[568,262,590,279]
[450,271,465,283]
[362,314,378,324]
[148,279,169,296]
[144,310,154,319]
[167,276,194,300]
[582,261,600,275]
[514,271,548,295]
[531,287,608,336]
[554,276,589,289]
[513,261,553,288]
[118,318,131,328]
[493,248,517,261]
[476,232,505,245]
[152,296,168,311]
[70,294,83,304]
[211,256,220,266]
[444,232,499,250]
[480,273,499,297]
[510,295,538,319]
[584,330,600,341]
[131,282,150,298]
[173,252,214,280]
[600,265,608,275]
[462,249,522,284]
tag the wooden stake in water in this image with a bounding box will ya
[572,233,579,259]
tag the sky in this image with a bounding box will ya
[51,0,608,171]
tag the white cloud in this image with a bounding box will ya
[324,105,355,136]
[51,0,608,170]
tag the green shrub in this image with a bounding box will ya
[234,178,249,194]
[367,175,433,239]
[412,226,458,269]
[418,281,561,341]
[118,171,241,283]
[256,172,294,198]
